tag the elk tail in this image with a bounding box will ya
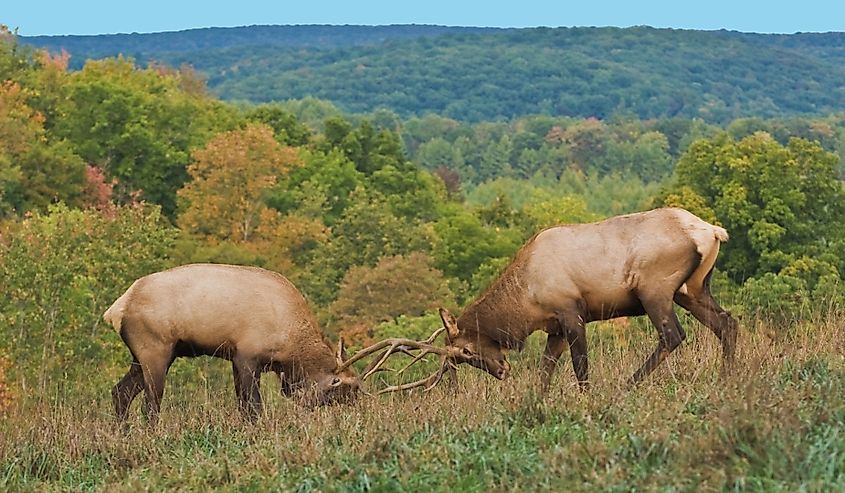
[103,284,135,333]
[712,225,729,242]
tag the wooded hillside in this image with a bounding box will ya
[21,25,845,122]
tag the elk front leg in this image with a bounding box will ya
[233,356,262,421]
[540,333,567,393]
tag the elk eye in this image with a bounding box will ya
[330,377,342,387]
[462,347,473,357]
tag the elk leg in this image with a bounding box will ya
[446,363,459,390]
[112,357,144,422]
[139,349,175,426]
[565,322,589,391]
[233,357,262,421]
[674,290,738,373]
[275,370,296,397]
[540,333,567,393]
[629,298,686,385]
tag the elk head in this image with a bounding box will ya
[304,338,360,407]
[438,308,511,380]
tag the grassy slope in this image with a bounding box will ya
[2,318,844,491]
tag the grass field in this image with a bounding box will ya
[2,317,845,492]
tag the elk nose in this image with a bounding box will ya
[496,361,510,380]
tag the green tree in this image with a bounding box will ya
[267,148,363,225]
[300,187,435,305]
[329,253,455,330]
[664,132,845,284]
[245,103,311,146]
[0,204,176,390]
[432,203,522,287]
[0,81,84,215]
[53,57,238,215]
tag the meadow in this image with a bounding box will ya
[3,25,845,492]
[2,315,844,492]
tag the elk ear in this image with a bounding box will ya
[335,337,347,367]
[439,307,460,340]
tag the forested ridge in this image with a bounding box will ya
[20,25,845,122]
[3,23,845,490]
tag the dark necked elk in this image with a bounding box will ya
[344,207,738,393]
[104,263,360,424]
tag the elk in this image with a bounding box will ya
[104,263,360,424]
[342,207,738,393]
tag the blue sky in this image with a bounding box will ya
[4,0,845,36]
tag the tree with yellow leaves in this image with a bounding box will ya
[177,124,301,242]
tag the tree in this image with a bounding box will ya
[602,131,672,181]
[266,148,363,226]
[432,203,522,286]
[177,124,301,242]
[300,187,435,305]
[0,204,176,390]
[245,103,311,146]
[367,165,445,222]
[663,132,845,285]
[329,253,455,330]
[53,57,239,215]
[0,81,84,215]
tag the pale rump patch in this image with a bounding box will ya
[668,208,729,296]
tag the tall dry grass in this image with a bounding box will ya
[2,316,845,491]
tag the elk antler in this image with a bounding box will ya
[336,327,456,394]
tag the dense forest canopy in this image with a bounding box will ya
[22,24,501,62]
[19,25,845,123]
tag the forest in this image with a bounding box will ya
[3,23,845,490]
[20,25,845,122]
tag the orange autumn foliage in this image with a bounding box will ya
[177,124,301,242]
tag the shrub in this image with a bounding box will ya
[0,203,176,391]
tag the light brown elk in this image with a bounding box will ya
[344,207,738,393]
[104,263,359,424]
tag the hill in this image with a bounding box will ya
[20,25,845,122]
[21,24,500,63]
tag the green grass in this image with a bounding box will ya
[3,319,845,492]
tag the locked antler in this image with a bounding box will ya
[337,327,456,394]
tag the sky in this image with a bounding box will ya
[4,0,845,36]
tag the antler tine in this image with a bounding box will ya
[336,326,449,373]
[377,355,450,394]
[395,348,437,375]
[424,327,446,344]
[335,339,395,373]
[361,343,403,380]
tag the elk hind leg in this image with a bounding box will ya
[629,295,686,385]
[138,347,175,426]
[675,278,738,373]
[112,357,144,422]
